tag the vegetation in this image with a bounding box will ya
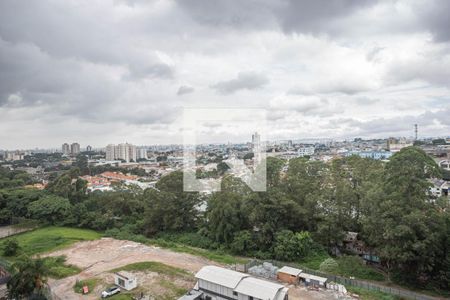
[2,238,20,256]
[0,227,101,256]
[1,147,449,294]
[158,278,189,300]
[73,278,101,294]
[43,256,81,279]
[111,261,191,278]
[7,256,49,299]
[346,286,401,300]
[335,256,384,281]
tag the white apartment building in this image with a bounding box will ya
[62,143,70,155]
[137,148,148,160]
[71,143,80,155]
[297,146,315,157]
[106,143,137,162]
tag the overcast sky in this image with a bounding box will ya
[1,0,450,149]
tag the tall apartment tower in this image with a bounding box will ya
[71,143,80,155]
[252,132,262,163]
[105,143,137,162]
[62,143,70,155]
[106,144,116,161]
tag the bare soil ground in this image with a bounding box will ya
[45,238,355,300]
[46,238,216,299]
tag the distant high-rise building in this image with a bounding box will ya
[62,143,70,155]
[105,143,137,162]
[106,144,116,161]
[86,145,92,152]
[137,148,148,160]
[252,132,262,163]
[71,143,80,155]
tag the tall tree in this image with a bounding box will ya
[7,256,49,300]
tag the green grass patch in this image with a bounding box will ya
[346,286,401,300]
[73,278,101,294]
[335,256,385,281]
[108,294,134,300]
[0,226,101,256]
[112,261,191,278]
[157,278,189,300]
[149,238,248,265]
[298,250,330,270]
[43,256,81,279]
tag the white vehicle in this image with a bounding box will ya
[101,286,120,298]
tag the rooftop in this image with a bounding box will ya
[195,266,248,289]
[278,266,302,276]
[234,277,286,300]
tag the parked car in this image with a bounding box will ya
[101,286,120,298]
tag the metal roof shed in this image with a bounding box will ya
[234,277,287,300]
[277,266,303,284]
[195,266,249,289]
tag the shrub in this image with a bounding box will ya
[319,258,339,273]
[3,239,20,256]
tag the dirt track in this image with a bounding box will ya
[46,238,219,299]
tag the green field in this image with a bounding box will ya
[0,227,101,279]
[0,226,101,256]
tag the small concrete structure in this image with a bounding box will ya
[277,266,302,284]
[114,271,138,291]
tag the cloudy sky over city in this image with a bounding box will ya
[1,0,450,149]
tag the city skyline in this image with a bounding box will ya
[1,1,450,149]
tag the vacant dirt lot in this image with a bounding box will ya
[46,238,217,299]
[45,238,354,300]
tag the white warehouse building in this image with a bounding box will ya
[192,266,288,300]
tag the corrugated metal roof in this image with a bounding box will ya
[195,266,248,289]
[299,272,327,283]
[234,277,284,300]
[277,266,302,276]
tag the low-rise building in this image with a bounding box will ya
[193,266,289,300]
[114,272,137,291]
[277,266,302,284]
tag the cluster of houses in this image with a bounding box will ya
[80,171,155,191]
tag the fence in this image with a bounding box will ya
[243,259,439,300]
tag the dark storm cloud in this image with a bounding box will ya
[418,0,450,42]
[274,0,377,35]
[211,72,269,95]
[175,0,278,30]
[177,86,195,96]
[177,0,377,35]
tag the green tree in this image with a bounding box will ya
[319,258,339,273]
[361,147,445,283]
[2,238,20,256]
[27,195,72,225]
[273,230,313,261]
[206,192,248,244]
[7,256,49,299]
